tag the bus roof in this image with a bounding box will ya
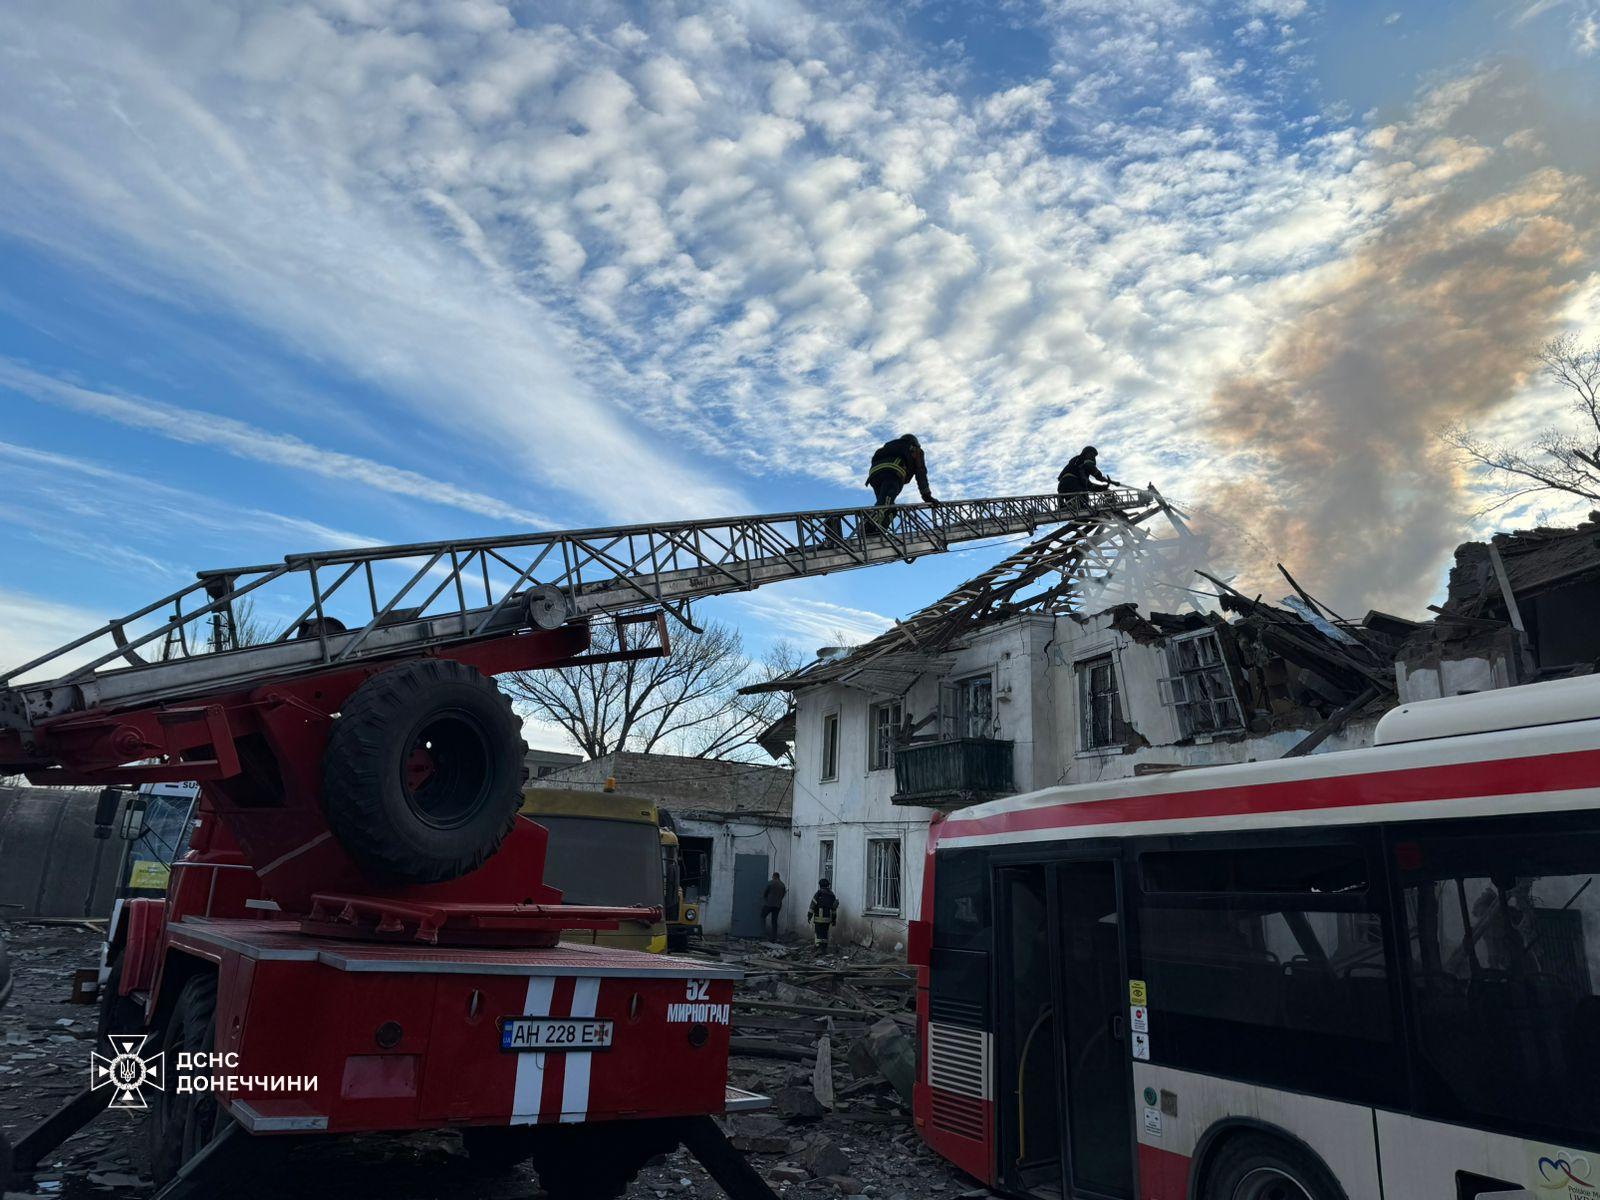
[936,674,1600,850]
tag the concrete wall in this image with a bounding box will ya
[0,786,127,920]
[540,752,791,817]
[673,812,790,937]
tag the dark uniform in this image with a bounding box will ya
[867,435,937,508]
[1057,445,1111,505]
[807,880,839,948]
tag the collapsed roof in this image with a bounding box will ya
[744,493,1185,696]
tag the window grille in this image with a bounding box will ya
[866,837,903,914]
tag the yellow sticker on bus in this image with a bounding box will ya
[1128,979,1147,1005]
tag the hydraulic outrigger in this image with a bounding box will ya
[0,490,1157,1199]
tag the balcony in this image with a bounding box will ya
[892,738,1015,809]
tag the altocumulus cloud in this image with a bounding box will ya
[0,0,1595,620]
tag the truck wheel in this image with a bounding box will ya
[322,660,528,884]
[527,1121,681,1199]
[1203,1133,1345,1200]
[460,1126,536,1172]
[150,973,230,1186]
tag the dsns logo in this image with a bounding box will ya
[90,1034,165,1110]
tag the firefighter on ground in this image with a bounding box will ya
[1057,445,1116,505]
[867,434,940,510]
[807,878,839,949]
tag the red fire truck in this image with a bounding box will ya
[908,673,1600,1200]
[0,493,1090,1199]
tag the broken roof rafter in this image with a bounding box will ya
[746,489,1189,695]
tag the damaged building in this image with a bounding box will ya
[1397,513,1600,699]
[746,499,1402,946]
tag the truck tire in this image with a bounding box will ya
[460,1126,537,1172]
[526,1121,682,1199]
[150,972,229,1186]
[1202,1132,1346,1200]
[322,660,528,884]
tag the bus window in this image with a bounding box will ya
[1130,838,1401,1105]
[1398,823,1600,1143]
[933,848,991,950]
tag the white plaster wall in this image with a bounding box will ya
[1050,612,1377,786]
[1396,654,1515,702]
[787,618,1056,946]
[674,814,789,936]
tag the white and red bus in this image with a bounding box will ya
[908,674,1600,1200]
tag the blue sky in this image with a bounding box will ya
[1,0,1597,748]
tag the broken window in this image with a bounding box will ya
[820,710,840,781]
[866,837,903,914]
[1160,630,1244,737]
[818,838,835,885]
[952,673,994,739]
[869,698,903,771]
[1077,655,1122,750]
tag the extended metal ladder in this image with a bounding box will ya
[1,491,1152,724]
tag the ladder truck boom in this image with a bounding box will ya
[0,490,1143,730]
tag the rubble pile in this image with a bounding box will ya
[648,937,971,1199]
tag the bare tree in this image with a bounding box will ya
[503,620,801,762]
[1445,333,1600,512]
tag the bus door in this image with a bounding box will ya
[997,858,1134,1199]
[1054,859,1134,1199]
[998,865,1061,1195]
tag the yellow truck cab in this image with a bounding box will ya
[657,814,699,951]
[519,787,685,953]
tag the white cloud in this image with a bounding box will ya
[0,363,548,526]
[0,589,112,682]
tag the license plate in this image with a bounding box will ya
[500,1017,614,1052]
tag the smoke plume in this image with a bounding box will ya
[1206,66,1599,616]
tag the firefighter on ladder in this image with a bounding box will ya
[866,434,939,532]
[1056,445,1119,511]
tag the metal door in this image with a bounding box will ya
[731,852,770,938]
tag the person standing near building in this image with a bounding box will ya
[760,871,787,940]
[807,878,839,949]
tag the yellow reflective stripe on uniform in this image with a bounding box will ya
[868,460,908,480]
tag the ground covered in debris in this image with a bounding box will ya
[0,926,982,1199]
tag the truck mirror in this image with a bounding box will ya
[119,794,148,841]
[93,787,123,839]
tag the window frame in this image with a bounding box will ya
[868,698,904,772]
[949,671,995,740]
[1076,653,1123,752]
[819,709,840,782]
[817,837,835,886]
[865,835,904,916]
[1159,628,1245,739]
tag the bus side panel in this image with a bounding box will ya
[1376,1110,1595,1199]
[914,976,996,1185]
[1132,1064,1383,1200]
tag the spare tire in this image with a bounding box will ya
[322,659,527,884]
